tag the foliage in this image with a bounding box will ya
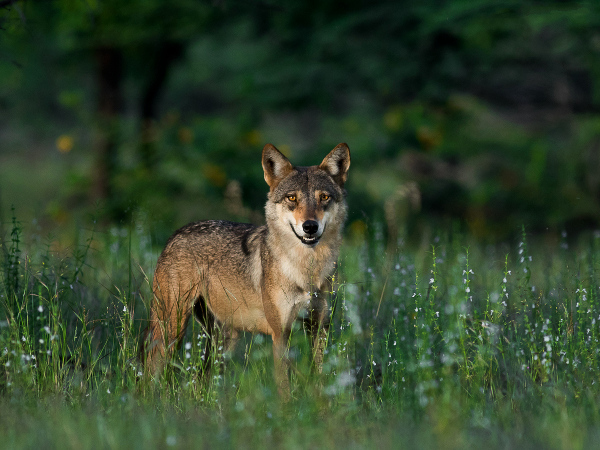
[2,1,600,240]
[3,2,600,446]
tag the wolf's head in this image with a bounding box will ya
[262,143,351,248]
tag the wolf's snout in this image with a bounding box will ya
[302,220,319,235]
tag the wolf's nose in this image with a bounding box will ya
[302,220,319,235]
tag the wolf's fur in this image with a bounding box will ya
[143,143,350,395]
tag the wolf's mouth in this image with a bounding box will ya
[290,224,322,246]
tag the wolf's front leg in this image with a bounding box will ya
[271,330,291,399]
[262,288,292,399]
[308,291,330,375]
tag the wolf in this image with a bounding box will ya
[143,143,351,395]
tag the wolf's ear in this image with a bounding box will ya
[262,144,293,188]
[320,143,351,187]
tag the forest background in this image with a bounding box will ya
[2,2,600,448]
[2,0,600,245]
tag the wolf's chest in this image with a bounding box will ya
[277,246,335,291]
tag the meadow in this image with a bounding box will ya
[1,211,599,450]
[3,1,600,447]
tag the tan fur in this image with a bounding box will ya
[143,143,350,396]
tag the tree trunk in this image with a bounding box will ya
[139,41,184,170]
[94,46,123,204]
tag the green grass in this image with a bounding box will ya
[2,213,600,449]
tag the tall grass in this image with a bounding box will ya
[2,213,600,448]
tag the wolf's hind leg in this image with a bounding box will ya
[145,288,194,376]
[194,298,217,381]
[193,299,239,383]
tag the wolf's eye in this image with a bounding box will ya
[320,193,330,202]
[286,194,296,202]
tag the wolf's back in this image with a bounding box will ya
[157,220,265,277]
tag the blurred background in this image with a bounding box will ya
[1,0,600,247]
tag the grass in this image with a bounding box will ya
[2,212,600,449]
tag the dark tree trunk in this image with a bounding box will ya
[94,46,123,203]
[139,40,184,170]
